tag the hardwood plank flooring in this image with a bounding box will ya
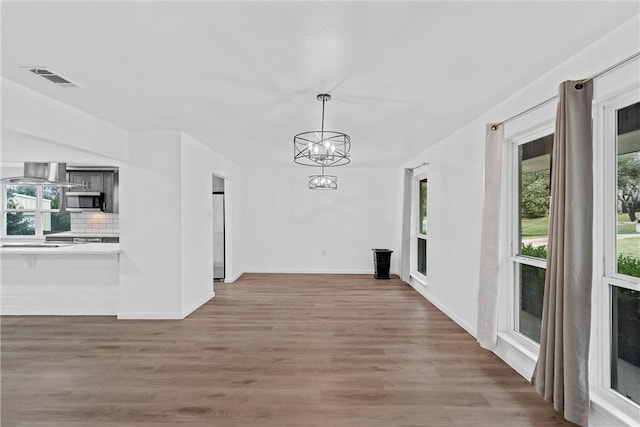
[1,273,576,426]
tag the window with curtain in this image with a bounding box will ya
[417,178,428,276]
[511,130,553,344]
[499,73,639,425]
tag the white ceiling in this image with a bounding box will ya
[1,1,638,168]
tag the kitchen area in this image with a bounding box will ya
[1,162,121,315]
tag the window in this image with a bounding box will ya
[2,184,70,237]
[608,100,640,405]
[417,178,428,276]
[511,129,553,344]
[501,80,640,423]
[594,88,640,420]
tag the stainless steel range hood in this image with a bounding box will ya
[0,162,84,187]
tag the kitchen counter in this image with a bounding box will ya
[0,242,120,255]
[1,242,120,316]
[45,231,120,238]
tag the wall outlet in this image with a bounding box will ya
[322,250,326,256]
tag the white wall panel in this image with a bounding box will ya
[1,254,119,315]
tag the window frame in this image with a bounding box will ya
[2,184,66,238]
[410,171,428,283]
[506,119,555,355]
[417,177,428,276]
[592,86,640,417]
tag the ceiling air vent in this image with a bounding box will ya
[28,68,80,88]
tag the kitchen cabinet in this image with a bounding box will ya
[102,172,117,213]
[44,236,74,242]
[69,172,103,193]
[67,170,119,213]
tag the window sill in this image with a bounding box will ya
[493,333,639,426]
[409,272,427,287]
[590,388,640,427]
[494,332,538,380]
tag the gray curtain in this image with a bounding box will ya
[477,123,504,349]
[400,168,413,283]
[532,80,593,426]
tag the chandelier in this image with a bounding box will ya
[294,93,350,190]
[308,166,338,190]
[294,94,351,168]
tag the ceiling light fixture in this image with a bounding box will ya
[294,94,351,167]
[308,165,338,190]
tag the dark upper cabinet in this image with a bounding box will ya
[69,171,103,193]
[67,170,119,213]
[102,171,117,213]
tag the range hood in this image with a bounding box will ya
[0,162,84,187]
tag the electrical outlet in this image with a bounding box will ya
[322,250,326,256]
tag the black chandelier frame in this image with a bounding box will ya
[293,94,351,168]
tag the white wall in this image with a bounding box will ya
[225,162,246,282]
[1,128,122,167]
[118,130,245,318]
[244,166,402,274]
[402,14,640,338]
[179,132,244,315]
[1,78,128,161]
[180,134,215,316]
[118,131,183,318]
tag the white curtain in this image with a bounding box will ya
[532,80,593,426]
[400,168,413,283]
[477,123,504,349]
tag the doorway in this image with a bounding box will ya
[212,175,225,281]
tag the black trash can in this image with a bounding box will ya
[372,249,393,280]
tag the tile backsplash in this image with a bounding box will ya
[70,212,119,234]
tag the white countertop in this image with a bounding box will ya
[0,242,120,255]
[45,232,120,238]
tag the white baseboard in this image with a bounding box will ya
[241,268,375,275]
[407,277,478,338]
[181,291,215,318]
[223,270,400,283]
[1,306,117,316]
[0,295,118,316]
[224,271,244,283]
[117,311,183,320]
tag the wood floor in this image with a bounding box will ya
[1,273,576,426]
